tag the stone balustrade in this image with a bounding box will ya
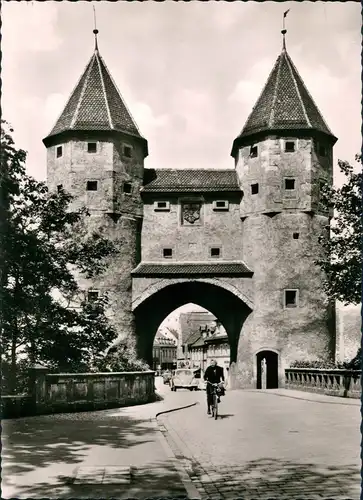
[285,368,361,399]
[1,367,156,419]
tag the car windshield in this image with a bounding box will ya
[175,370,192,376]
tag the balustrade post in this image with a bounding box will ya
[29,364,49,412]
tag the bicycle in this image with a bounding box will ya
[207,381,223,420]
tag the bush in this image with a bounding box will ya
[93,338,150,373]
[290,347,361,370]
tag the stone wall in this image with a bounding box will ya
[1,368,156,419]
[140,193,243,262]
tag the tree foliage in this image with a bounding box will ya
[0,120,145,392]
[317,154,362,305]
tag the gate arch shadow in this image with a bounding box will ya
[133,280,252,368]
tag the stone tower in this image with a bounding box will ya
[43,34,148,340]
[231,35,338,387]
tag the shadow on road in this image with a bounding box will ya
[216,414,234,419]
[2,409,188,499]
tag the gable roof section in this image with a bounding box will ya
[142,169,241,193]
[232,49,337,154]
[44,49,143,141]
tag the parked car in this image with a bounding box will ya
[162,371,172,385]
[170,368,199,391]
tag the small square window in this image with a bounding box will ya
[56,146,63,158]
[123,145,132,158]
[293,232,299,240]
[123,183,132,194]
[154,201,170,211]
[285,179,296,190]
[285,141,295,153]
[87,290,99,302]
[284,290,298,308]
[213,200,229,211]
[87,181,98,191]
[250,145,258,158]
[88,142,97,153]
[57,184,63,193]
[210,247,221,258]
[251,183,259,195]
[163,248,173,258]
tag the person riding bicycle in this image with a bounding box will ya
[204,359,225,415]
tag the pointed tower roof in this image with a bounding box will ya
[43,42,147,155]
[231,47,337,156]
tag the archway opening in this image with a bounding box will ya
[152,303,232,379]
[134,281,252,374]
[256,350,279,389]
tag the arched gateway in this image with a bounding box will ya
[43,28,337,389]
[132,279,253,379]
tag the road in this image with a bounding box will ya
[157,380,361,500]
[1,376,360,499]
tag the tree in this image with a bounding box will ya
[1,120,125,392]
[317,154,362,305]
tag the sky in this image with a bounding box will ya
[2,1,361,188]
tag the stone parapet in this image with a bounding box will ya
[285,368,361,399]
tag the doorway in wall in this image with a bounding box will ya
[256,350,278,389]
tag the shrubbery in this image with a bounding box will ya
[290,347,361,370]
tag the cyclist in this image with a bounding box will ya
[204,359,225,415]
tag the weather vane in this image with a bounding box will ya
[281,9,290,51]
[93,5,99,51]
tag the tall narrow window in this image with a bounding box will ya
[123,182,132,194]
[250,145,258,158]
[87,181,98,191]
[56,146,63,158]
[284,290,298,308]
[88,142,97,153]
[123,145,132,158]
[57,184,63,193]
[251,183,259,195]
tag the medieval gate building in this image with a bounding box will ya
[43,30,337,389]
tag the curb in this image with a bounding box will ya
[249,389,360,406]
[152,403,202,499]
[155,401,199,419]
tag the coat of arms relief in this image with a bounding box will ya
[182,202,202,225]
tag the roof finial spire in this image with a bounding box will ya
[281,9,290,51]
[93,5,99,52]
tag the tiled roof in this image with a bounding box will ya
[131,262,253,277]
[232,49,337,154]
[187,331,203,346]
[45,49,143,140]
[142,169,241,193]
[190,336,206,348]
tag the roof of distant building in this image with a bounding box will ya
[142,169,241,193]
[231,48,337,155]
